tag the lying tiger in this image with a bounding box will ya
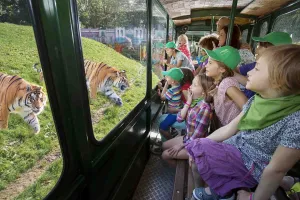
[0,73,47,134]
[84,60,129,106]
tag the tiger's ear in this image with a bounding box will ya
[31,85,41,90]
[120,70,126,75]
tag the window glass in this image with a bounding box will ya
[260,21,268,37]
[151,3,167,85]
[273,9,300,44]
[242,29,248,43]
[77,0,147,140]
[0,1,62,199]
[168,19,174,42]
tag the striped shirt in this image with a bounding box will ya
[177,100,212,143]
[165,85,182,109]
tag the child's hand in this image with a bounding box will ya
[163,59,168,64]
[157,81,163,89]
[187,88,193,104]
[168,144,184,157]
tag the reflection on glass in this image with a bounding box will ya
[0,1,62,199]
[273,9,300,44]
[242,29,248,43]
[77,0,148,140]
[260,21,268,37]
[151,3,167,85]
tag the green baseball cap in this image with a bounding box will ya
[165,41,177,49]
[203,46,241,70]
[252,31,292,46]
[162,68,184,81]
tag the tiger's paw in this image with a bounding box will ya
[113,97,123,106]
[33,127,40,134]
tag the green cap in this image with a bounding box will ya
[162,68,184,81]
[252,32,292,46]
[165,41,176,49]
[204,46,241,70]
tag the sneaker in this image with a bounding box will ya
[193,188,235,200]
[170,128,178,137]
[150,145,162,155]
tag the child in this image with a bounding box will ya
[234,31,293,99]
[161,73,214,166]
[187,44,300,200]
[204,46,248,126]
[180,67,194,104]
[177,34,191,61]
[163,42,195,72]
[159,68,184,140]
[195,35,219,75]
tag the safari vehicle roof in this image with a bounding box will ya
[159,0,295,26]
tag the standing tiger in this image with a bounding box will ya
[84,60,129,106]
[0,73,47,134]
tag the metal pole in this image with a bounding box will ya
[146,0,152,99]
[211,16,215,33]
[226,0,238,45]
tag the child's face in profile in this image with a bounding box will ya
[199,46,207,56]
[190,76,203,99]
[246,55,272,95]
[165,76,175,85]
[205,57,224,78]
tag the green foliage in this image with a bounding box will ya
[0,0,31,25]
[77,0,147,28]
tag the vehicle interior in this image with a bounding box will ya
[0,0,300,200]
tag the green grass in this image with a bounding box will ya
[0,22,159,199]
[15,159,63,200]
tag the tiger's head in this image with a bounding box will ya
[115,70,129,92]
[24,85,47,115]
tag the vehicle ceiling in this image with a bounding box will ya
[158,0,295,26]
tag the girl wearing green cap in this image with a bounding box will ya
[186,44,300,200]
[163,41,195,72]
[204,46,248,126]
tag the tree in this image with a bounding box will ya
[0,0,31,25]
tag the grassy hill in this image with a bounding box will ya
[0,22,159,199]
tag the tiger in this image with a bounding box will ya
[84,60,129,106]
[0,73,47,134]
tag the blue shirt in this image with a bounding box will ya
[239,62,256,99]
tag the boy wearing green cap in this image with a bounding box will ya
[204,46,248,126]
[159,68,185,140]
[234,31,292,99]
[163,42,195,72]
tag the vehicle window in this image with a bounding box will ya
[273,9,300,44]
[260,21,268,37]
[151,3,167,84]
[0,1,62,199]
[76,0,147,140]
[242,29,248,43]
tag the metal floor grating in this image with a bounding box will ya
[132,111,175,200]
[132,154,175,200]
